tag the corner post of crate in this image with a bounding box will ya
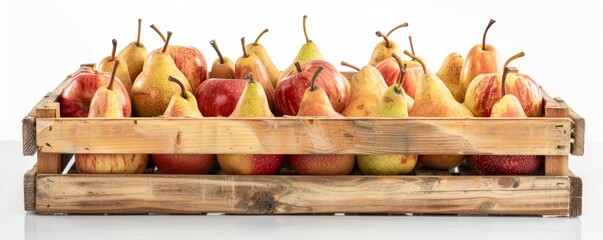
[544,98,569,176]
[36,102,62,174]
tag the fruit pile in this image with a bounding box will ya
[59,17,544,176]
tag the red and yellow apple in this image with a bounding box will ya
[195,78,247,117]
[375,57,423,99]
[76,154,149,174]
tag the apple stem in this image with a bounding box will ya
[110,39,117,61]
[375,31,390,48]
[303,15,311,43]
[386,22,409,37]
[501,67,510,96]
[253,29,269,46]
[150,24,167,43]
[209,39,225,64]
[403,50,428,73]
[295,62,302,73]
[408,36,416,56]
[392,53,407,94]
[503,51,525,70]
[162,31,172,53]
[136,19,142,47]
[168,75,187,99]
[310,66,324,91]
[108,60,119,91]
[243,73,254,83]
[340,61,360,71]
[482,19,496,50]
[240,37,249,58]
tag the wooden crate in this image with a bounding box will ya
[21,73,585,216]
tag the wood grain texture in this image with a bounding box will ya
[35,118,572,155]
[35,174,572,216]
[569,172,582,217]
[36,103,62,174]
[22,76,71,156]
[541,88,585,156]
[23,166,37,211]
[544,94,569,176]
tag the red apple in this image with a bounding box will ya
[148,25,207,93]
[60,66,131,117]
[76,154,148,174]
[152,154,216,174]
[376,57,423,99]
[217,154,284,175]
[468,155,543,175]
[276,60,349,116]
[195,78,247,117]
[464,52,543,117]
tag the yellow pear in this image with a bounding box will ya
[405,50,473,170]
[357,54,417,175]
[246,29,281,88]
[436,52,464,103]
[117,19,148,81]
[368,23,409,66]
[131,31,191,117]
[99,39,132,95]
[340,61,387,117]
[278,15,323,83]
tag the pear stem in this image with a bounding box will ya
[310,66,324,91]
[253,29,269,45]
[110,39,117,61]
[150,24,167,42]
[108,60,119,91]
[295,62,302,73]
[168,75,187,99]
[209,39,225,64]
[501,67,510,96]
[403,50,428,73]
[375,31,390,48]
[503,51,525,70]
[386,22,409,37]
[241,37,249,58]
[303,15,311,43]
[408,36,416,56]
[392,53,407,94]
[162,31,172,53]
[136,19,142,46]
[340,61,360,71]
[243,73,254,83]
[482,19,496,50]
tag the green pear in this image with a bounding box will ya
[131,31,191,117]
[436,52,464,103]
[405,50,473,170]
[340,61,387,117]
[368,23,408,66]
[357,54,418,175]
[278,15,323,83]
[76,61,148,174]
[246,29,281,88]
[229,73,274,117]
[117,19,148,81]
[99,39,132,95]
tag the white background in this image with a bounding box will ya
[1,0,602,239]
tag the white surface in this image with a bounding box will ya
[1,0,602,239]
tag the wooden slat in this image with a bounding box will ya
[36,103,62,174]
[35,118,572,155]
[543,93,569,176]
[22,76,71,156]
[569,171,582,217]
[34,174,571,215]
[540,88,585,156]
[23,166,37,211]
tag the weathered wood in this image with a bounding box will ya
[544,94,569,176]
[35,174,572,216]
[569,172,582,217]
[36,103,62,174]
[540,89,584,156]
[36,118,572,155]
[22,76,71,156]
[414,165,452,176]
[23,166,37,211]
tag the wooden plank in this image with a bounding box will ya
[35,118,572,155]
[541,89,584,156]
[22,76,71,156]
[543,93,569,176]
[36,103,62,174]
[34,174,571,216]
[569,171,582,217]
[23,166,37,211]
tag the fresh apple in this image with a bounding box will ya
[376,57,423,99]
[148,24,208,93]
[195,78,247,117]
[275,60,349,116]
[76,154,148,174]
[60,65,131,117]
[464,52,543,117]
